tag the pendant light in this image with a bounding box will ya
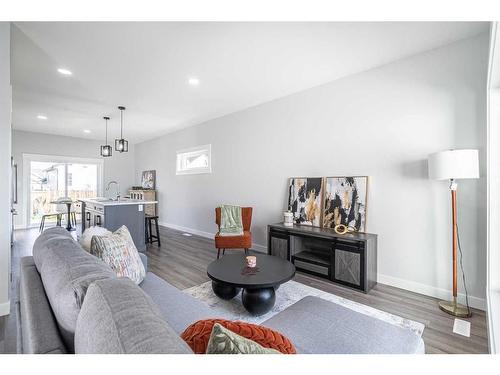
[115,106,129,153]
[100,116,112,157]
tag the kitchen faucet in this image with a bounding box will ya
[106,180,121,201]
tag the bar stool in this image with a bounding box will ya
[145,215,161,246]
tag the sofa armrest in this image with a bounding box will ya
[19,256,67,354]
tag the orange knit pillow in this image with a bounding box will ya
[181,319,296,354]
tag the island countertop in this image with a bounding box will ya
[79,198,158,206]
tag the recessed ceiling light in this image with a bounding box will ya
[57,68,72,76]
[37,115,48,120]
[83,129,91,134]
[188,77,200,86]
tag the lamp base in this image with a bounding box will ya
[438,298,471,318]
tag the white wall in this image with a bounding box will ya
[12,130,136,228]
[0,23,12,316]
[135,34,489,309]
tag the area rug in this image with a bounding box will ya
[184,280,425,336]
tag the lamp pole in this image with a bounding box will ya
[438,179,471,317]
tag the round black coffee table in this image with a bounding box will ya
[207,254,295,315]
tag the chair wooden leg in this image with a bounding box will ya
[223,249,225,255]
[39,217,44,232]
[217,249,221,259]
[245,248,249,255]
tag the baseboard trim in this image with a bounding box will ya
[0,301,10,316]
[159,222,267,253]
[378,273,486,311]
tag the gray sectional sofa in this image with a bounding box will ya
[19,227,425,354]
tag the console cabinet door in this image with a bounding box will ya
[268,230,290,260]
[332,239,365,291]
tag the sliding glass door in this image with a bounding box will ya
[25,154,103,226]
[29,161,67,225]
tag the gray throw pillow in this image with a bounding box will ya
[75,278,192,354]
[206,323,281,354]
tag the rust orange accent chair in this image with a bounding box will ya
[215,207,252,259]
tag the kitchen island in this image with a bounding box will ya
[79,198,158,252]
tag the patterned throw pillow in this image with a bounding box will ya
[206,323,281,354]
[90,225,146,284]
[181,318,296,354]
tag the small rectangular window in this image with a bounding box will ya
[176,144,212,175]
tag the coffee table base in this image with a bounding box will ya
[211,282,277,315]
[242,287,276,316]
[212,281,241,300]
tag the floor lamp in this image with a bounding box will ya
[428,149,479,318]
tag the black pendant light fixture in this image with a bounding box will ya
[100,116,112,157]
[115,106,129,153]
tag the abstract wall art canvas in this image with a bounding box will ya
[141,170,156,190]
[287,177,323,226]
[323,176,368,232]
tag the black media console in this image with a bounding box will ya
[267,223,378,293]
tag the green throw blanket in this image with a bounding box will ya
[219,205,243,236]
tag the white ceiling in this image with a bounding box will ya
[11,22,489,144]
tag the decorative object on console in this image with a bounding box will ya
[141,170,156,190]
[283,210,293,226]
[323,176,367,232]
[181,318,296,354]
[428,149,479,318]
[334,224,356,235]
[115,106,129,153]
[100,116,112,157]
[287,177,323,226]
[90,225,146,284]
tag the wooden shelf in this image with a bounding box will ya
[292,251,330,267]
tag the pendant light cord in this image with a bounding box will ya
[120,108,123,138]
[105,118,108,143]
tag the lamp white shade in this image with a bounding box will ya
[428,149,479,180]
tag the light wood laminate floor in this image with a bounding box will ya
[0,226,489,354]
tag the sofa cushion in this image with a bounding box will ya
[75,278,192,354]
[139,272,216,334]
[32,227,116,352]
[262,296,425,354]
[181,318,296,354]
[90,225,146,284]
[205,323,281,354]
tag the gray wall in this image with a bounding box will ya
[0,23,11,316]
[12,130,136,228]
[135,34,489,308]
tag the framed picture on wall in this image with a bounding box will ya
[322,176,368,232]
[141,170,156,190]
[287,177,324,226]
